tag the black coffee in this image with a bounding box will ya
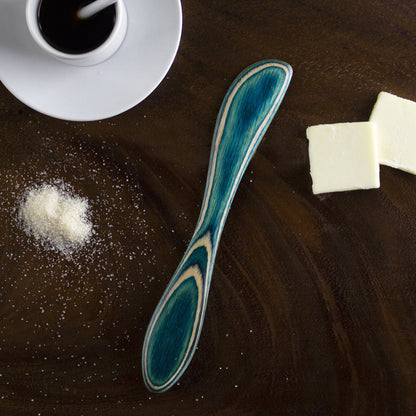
[38,0,117,54]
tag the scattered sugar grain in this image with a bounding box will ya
[0,133,163,392]
[19,184,92,254]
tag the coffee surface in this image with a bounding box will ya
[38,0,116,54]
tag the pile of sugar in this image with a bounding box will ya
[19,184,92,253]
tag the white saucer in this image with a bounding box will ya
[0,0,182,121]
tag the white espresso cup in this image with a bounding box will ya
[26,0,128,66]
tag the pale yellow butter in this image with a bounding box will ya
[370,91,416,174]
[306,122,380,195]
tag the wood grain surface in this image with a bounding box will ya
[1,0,416,415]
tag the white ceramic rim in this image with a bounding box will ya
[25,0,127,65]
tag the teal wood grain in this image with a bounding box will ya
[142,60,292,393]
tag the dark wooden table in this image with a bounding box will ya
[1,1,416,414]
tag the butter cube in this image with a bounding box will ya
[370,91,416,174]
[306,122,380,194]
